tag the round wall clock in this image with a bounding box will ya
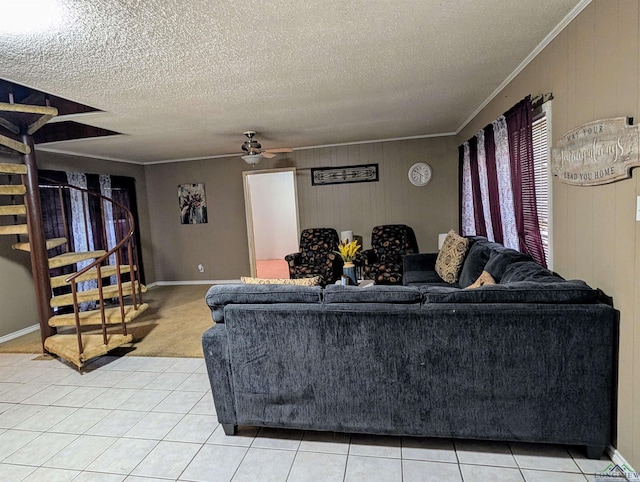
[408,162,432,186]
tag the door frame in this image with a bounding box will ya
[242,167,300,277]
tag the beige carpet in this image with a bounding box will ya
[0,284,215,358]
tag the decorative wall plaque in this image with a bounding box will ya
[551,117,639,186]
[311,164,378,186]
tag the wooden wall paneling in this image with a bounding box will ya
[549,21,570,275]
[590,1,622,296]
[614,175,637,456]
[634,176,640,467]
[572,4,595,279]
[624,0,640,466]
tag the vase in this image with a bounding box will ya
[343,262,357,286]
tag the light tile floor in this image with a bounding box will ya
[0,353,614,482]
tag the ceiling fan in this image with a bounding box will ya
[241,131,292,165]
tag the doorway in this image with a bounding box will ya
[243,168,300,278]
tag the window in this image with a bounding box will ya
[459,95,549,267]
[531,102,552,268]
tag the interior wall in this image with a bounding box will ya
[0,149,155,338]
[0,154,39,338]
[144,135,459,282]
[457,0,639,467]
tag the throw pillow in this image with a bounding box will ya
[465,270,496,289]
[240,276,322,286]
[435,230,469,284]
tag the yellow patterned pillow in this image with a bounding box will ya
[435,230,470,284]
[240,276,321,286]
[465,270,496,289]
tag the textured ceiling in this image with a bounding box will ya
[0,0,586,164]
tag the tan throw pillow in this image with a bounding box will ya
[435,230,470,284]
[241,276,321,286]
[465,270,496,289]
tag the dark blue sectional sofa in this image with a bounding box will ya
[202,237,617,459]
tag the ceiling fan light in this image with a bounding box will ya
[242,153,263,165]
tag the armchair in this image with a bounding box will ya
[361,224,419,284]
[285,228,343,286]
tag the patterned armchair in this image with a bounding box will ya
[285,228,343,286]
[361,224,419,284]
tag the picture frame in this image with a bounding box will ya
[311,163,379,186]
[178,183,208,224]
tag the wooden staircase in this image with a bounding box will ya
[0,102,147,368]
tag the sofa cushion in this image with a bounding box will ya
[435,230,469,284]
[457,241,492,288]
[241,276,322,286]
[206,284,322,323]
[324,284,422,304]
[423,280,598,304]
[500,261,564,284]
[403,269,447,286]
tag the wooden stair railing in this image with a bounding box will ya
[0,99,148,368]
[37,178,148,367]
[0,167,147,368]
[0,168,149,367]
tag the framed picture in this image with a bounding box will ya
[311,163,379,186]
[178,183,208,224]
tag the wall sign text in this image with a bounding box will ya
[551,117,639,186]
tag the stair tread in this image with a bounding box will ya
[48,250,107,269]
[13,237,68,253]
[0,162,27,175]
[0,224,28,235]
[44,333,132,368]
[50,281,146,308]
[0,185,26,196]
[50,263,133,288]
[48,303,149,327]
[0,102,58,137]
[0,204,26,216]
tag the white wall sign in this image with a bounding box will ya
[551,117,639,186]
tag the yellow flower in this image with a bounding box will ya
[335,240,360,262]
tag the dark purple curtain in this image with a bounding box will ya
[468,136,486,236]
[38,170,145,281]
[39,182,75,284]
[458,95,547,267]
[505,96,546,267]
[483,124,503,244]
[457,145,464,234]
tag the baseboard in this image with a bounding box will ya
[0,324,40,345]
[151,280,240,287]
[607,445,636,473]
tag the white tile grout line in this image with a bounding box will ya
[0,353,621,481]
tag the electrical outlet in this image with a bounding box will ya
[197,264,204,272]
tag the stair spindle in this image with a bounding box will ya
[70,282,84,356]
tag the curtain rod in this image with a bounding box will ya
[531,93,553,110]
[460,93,554,146]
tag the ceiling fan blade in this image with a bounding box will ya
[262,152,277,159]
[264,147,292,153]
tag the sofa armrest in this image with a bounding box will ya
[284,252,301,266]
[202,325,236,427]
[403,252,438,273]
